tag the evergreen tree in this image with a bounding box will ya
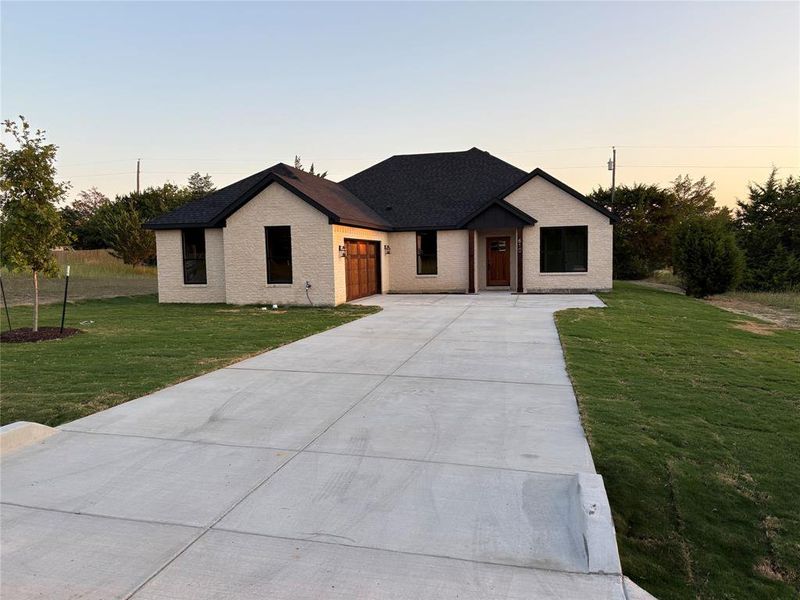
[186,172,215,198]
[735,169,800,290]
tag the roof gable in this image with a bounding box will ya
[339,148,528,230]
[146,164,391,231]
[460,200,537,229]
[495,168,618,223]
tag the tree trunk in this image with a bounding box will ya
[33,271,39,332]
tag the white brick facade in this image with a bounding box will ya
[505,177,613,292]
[387,230,469,293]
[155,228,226,303]
[153,174,612,305]
[224,184,334,306]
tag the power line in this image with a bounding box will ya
[613,165,796,169]
[60,165,798,178]
[65,171,135,178]
[614,145,798,149]
[53,144,799,168]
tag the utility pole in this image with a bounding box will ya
[136,158,141,194]
[607,146,616,204]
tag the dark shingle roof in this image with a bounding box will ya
[146,148,616,231]
[339,148,528,229]
[146,163,391,230]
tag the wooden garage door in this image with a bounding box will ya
[345,240,380,301]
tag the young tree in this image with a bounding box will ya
[0,117,70,331]
[735,169,800,290]
[673,215,744,297]
[186,172,215,198]
[294,155,327,179]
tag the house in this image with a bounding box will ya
[145,148,616,305]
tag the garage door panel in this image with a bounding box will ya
[345,240,380,301]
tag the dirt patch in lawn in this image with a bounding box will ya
[709,297,800,330]
[0,327,82,343]
[633,280,685,294]
[732,320,781,336]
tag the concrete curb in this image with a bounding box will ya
[0,421,57,456]
[575,472,623,574]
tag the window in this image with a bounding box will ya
[182,229,207,284]
[265,226,292,283]
[489,239,508,253]
[416,231,437,275]
[540,226,588,273]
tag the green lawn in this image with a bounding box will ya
[556,282,799,600]
[0,295,377,426]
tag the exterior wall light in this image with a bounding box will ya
[384,244,391,255]
[338,245,347,257]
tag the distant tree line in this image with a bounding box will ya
[63,157,328,265]
[589,171,799,296]
[60,173,216,265]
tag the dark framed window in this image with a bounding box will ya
[540,226,588,273]
[416,230,437,275]
[182,228,207,284]
[265,226,292,283]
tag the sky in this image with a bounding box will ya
[2,1,798,209]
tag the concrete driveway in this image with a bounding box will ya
[1,293,625,599]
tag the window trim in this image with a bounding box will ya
[265,226,293,284]
[539,226,588,274]
[181,228,207,285]
[415,230,438,275]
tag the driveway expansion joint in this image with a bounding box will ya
[0,501,204,531]
[302,448,591,478]
[208,527,624,580]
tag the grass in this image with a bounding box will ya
[712,290,800,314]
[645,269,683,288]
[556,282,799,600]
[52,248,157,279]
[2,249,157,306]
[0,295,377,426]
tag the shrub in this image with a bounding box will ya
[673,217,744,298]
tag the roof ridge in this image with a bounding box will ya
[388,147,483,159]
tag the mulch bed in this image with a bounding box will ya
[0,327,82,344]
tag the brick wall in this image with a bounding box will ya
[505,176,613,292]
[155,228,226,303]
[387,230,469,293]
[223,183,335,306]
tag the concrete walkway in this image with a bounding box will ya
[1,293,626,599]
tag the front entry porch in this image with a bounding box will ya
[467,227,525,293]
[461,198,534,294]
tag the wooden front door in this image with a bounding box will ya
[486,236,511,286]
[345,239,381,301]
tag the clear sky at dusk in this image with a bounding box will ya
[2,1,798,208]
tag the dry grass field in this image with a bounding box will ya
[1,249,157,307]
